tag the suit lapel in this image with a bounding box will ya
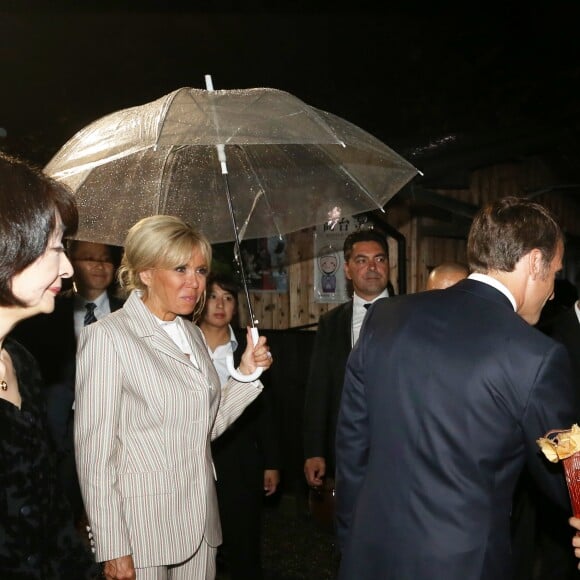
[178,318,216,378]
[150,330,194,366]
[337,300,354,356]
[123,291,201,370]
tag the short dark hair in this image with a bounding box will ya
[0,152,78,306]
[206,272,240,304]
[467,196,562,274]
[201,272,241,328]
[343,229,388,262]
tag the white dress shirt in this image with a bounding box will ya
[159,316,200,369]
[201,325,238,388]
[351,289,390,346]
[73,291,112,339]
[468,273,517,311]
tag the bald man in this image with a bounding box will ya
[425,261,469,290]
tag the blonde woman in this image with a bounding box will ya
[74,215,273,580]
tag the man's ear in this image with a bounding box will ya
[528,248,544,280]
[344,262,352,281]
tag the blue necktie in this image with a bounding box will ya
[84,302,97,326]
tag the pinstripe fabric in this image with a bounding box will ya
[74,290,263,569]
[135,540,216,579]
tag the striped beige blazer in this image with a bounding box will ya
[74,290,263,568]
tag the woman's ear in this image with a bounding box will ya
[139,269,152,287]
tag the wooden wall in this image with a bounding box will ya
[239,157,580,329]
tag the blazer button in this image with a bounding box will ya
[20,505,31,516]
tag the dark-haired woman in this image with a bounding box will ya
[198,273,280,580]
[0,152,99,578]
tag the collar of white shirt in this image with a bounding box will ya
[74,291,111,338]
[468,273,517,311]
[351,288,390,346]
[201,324,238,387]
[74,290,109,312]
[158,316,199,368]
[353,288,390,314]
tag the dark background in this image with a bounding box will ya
[1,1,579,190]
[2,9,579,574]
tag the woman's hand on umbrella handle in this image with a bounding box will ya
[226,327,272,383]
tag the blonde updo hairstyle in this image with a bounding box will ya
[118,215,212,319]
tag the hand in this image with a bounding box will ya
[238,327,273,375]
[103,555,136,580]
[570,517,580,565]
[264,469,280,496]
[304,456,326,487]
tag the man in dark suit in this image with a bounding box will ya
[335,197,580,580]
[12,240,124,522]
[523,282,580,580]
[303,229,390,492]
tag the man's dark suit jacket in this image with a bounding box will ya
[303,300,353,477]
[336,279,579,580]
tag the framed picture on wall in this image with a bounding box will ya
[314,215,373,303]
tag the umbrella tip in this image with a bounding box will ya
[205,74,214,91]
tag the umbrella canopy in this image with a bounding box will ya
[45,86,419,247]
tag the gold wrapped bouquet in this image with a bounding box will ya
[537,424,580,518]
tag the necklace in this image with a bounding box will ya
[0,349,8,390]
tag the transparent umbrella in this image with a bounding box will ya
[46,80,418,246]
[45,79,419,378]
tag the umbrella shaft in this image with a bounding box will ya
[223,173,257,328]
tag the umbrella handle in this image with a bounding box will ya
[225,327,264,382]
